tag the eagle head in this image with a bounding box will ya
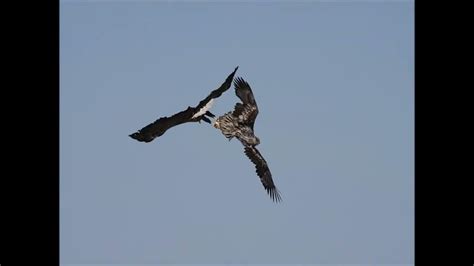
[252,136,260,146]
[213,120,220,129]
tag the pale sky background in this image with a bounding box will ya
[60,1,414,265]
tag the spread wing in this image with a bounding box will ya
[234,77,257,106]
[129,67,238,143]
[244,145,282,202]
[129,107,195,143]
[233,77,258,129]
[193,66,239,118]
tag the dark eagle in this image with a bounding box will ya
[129,67,238,143]
[213,77,282,202]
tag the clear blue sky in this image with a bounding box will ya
[60,1,413,265]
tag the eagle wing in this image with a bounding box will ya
[232,77,258,129]
[129,67,238,143]
[244,145,281,202]
[234,77,257,106]
[232,103,258,130]
[193,66,239,117]
[129,107,195,143]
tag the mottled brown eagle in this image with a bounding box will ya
[213,77,282,202]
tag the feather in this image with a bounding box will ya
[244,145,282,202]
[129,67,238,142]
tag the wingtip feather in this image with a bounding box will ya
[267,187,282,203]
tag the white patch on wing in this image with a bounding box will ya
[192,98,215,119]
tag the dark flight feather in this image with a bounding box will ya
[244,145,282,203]
[129,66,238,143]
[234,77,257,106]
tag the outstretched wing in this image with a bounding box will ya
[234,77,257,106]
[129,107,195,143]
[129,67,239,143]
[244,145,282,202]
[233,77,258,129]
[192,66,239,119]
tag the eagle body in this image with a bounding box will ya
[214,111,260,146]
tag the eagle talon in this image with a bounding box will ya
[205,111,215,118]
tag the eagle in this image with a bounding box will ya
[213,77,282,202]
[129,67,238,142]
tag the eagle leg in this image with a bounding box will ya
[201,116,211,124]
[205,111,215,118]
